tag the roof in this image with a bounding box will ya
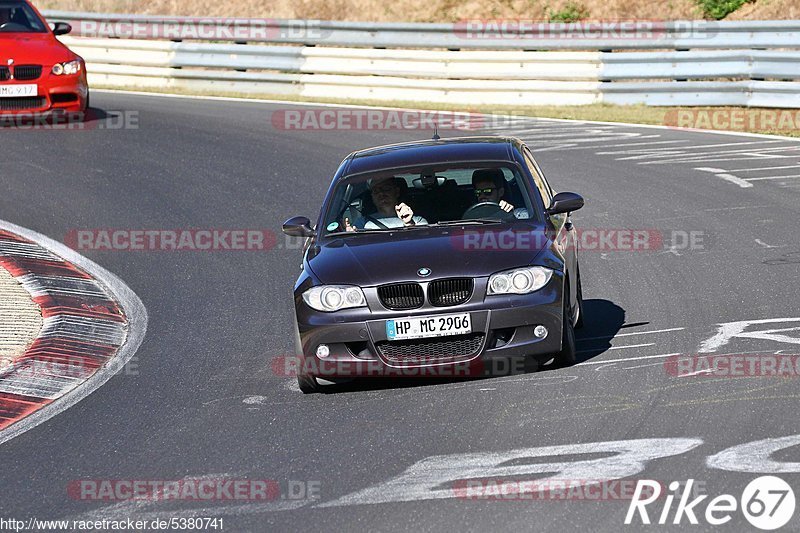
[341,136,523,177]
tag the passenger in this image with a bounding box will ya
[470,169,529,219]
[346,177,428,231]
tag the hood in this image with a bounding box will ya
[0,34,77,65]
[307,223,551,286]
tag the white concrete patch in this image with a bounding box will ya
[0,219,148,446]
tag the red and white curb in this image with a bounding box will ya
[0,219,147,445]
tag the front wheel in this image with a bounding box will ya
[297,373,320,394]
[555,286,577,367]
[575,269,585,329]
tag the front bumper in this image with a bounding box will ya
[293,276,564,380]
[0,74,88,116]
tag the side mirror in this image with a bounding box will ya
[282,216,316,238]
[547,192,584,216]
[51,22,72,36]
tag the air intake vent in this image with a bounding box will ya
[0,97,46,111]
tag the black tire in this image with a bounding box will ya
[556,285,577,367]
[297,373,320,394]
[575,269,585,329]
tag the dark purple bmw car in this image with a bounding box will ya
[283,136,585,393]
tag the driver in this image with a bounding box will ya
[471,169,529,219]
[346,177,428,231]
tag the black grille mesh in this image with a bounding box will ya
[377,333,485,364]
[14,65,42,81]
[0,67,9,81]
[378,282,424,310]
[429,278,474,307]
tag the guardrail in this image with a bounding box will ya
[43,11,800,108]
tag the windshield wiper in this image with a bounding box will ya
[325,229,386,236]
[433,219,505,226]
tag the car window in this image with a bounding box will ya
[321,162,540,235]
[0,1,47,33]
[523,149,552,210]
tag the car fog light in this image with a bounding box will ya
[534,326,548,339]
[316,344,330,358]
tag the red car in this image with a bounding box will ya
[0,0,88,116]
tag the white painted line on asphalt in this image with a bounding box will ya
[577,352,681,366]
[0,219,148,447]
[727,164,800,172]
[539,137,681,152]
[699,318,800,353]
[643,151,800,166]
[704,205,770,212]
[755,239,787,249]
[598,140,781,157]
[577,342,655,354]
[94,89,800,143]
[745,174,800,181]
[578,327,685,342]
[695,167,753,188]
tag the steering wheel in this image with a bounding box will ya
[0,23,29,31]
[462,202,515,221]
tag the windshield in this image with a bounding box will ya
[0,1,47,33]
[321,162,541,236]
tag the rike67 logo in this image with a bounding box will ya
[625,476,795,530]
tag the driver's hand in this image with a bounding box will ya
[499,200,514,213]
[344,218,356,232]
[395,203,415,226]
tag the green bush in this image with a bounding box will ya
[695,0,753,19]
[548,2,590,22]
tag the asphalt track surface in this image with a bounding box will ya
[2,91,800,531]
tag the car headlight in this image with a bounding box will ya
[52,60,81,76]
[303,285,366,312]
[487,267,553,295]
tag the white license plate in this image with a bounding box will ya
[0,84,37,98]
[386,313,472,341]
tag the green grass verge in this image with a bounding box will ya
[94,84,800,138]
